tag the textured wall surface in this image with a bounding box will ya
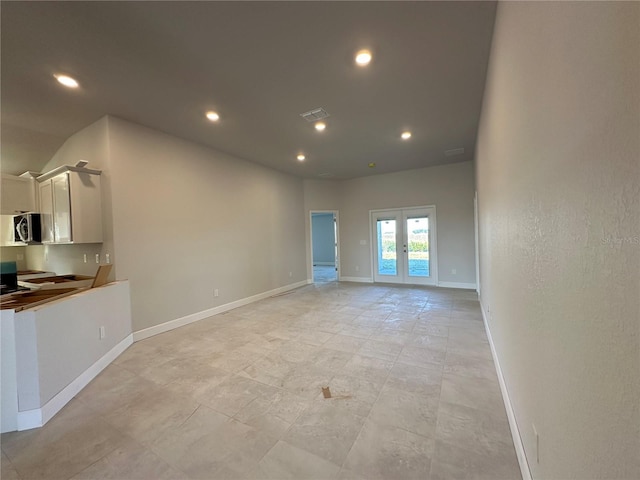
[476,2,639,479]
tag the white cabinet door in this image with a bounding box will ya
[68,172,102,243]
[52,174,72,243]
[39,181,54,244]
[0,215,16,246]
[37,170,102,244]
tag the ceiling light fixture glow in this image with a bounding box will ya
[297,154,306,161]
[401,131,412,140]
[206,111,220,121]
[54,74,79,88]
[315,122,326,132]
[355,49,372,66]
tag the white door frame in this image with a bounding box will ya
[369,205,438,286]
[309,210,340,282]
[474,191,480,294]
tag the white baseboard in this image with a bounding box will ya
[133,280,309,342]
[480,300,532,480]
[17,334,133,431]
[339,276,374,283]
[438,281,477,290]
[340,278,476,289]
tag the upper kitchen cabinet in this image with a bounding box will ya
[1,173,36,215]
[38,166,103,244]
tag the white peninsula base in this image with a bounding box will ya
[1,281,132,433]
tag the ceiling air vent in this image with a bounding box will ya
[300,108,330,122]
[444,148,465,157]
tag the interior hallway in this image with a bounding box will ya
[1,283,519,479]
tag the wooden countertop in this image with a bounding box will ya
[0,288,85,311]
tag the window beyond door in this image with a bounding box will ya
[376,219,397,276]
[406,215,429,277]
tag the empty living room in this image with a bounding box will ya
[0,2,637,480]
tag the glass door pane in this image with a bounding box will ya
[376,219,397,276]
[406,216,429,278]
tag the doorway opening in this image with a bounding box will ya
[310,211,339,283]
[370,206,438,285]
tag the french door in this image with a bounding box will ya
[371,206,437,285]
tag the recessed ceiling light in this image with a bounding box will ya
[297,154,306,161]
[206,111,220,122]
[355,49,372,66]
[54,74,79,88]
[315,122,326,132]
[401,131,412,140]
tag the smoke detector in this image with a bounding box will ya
[300,108,330,122]
[445,148,465,157]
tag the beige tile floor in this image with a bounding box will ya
[1,282,522,480]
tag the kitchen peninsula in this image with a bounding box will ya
[0,280,132,433]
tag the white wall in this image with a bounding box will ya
[107,117,307,331]
[339,162,477,285]
[311,213,335,265]
[476,2,639,479]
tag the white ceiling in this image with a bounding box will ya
[1,1,497,179]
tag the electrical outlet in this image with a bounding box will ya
[95,254,100,264]
[99,326,105,339]
[83,254,87,263]
[451,268,457,274]
[16,253,24,261]
[289,271,292,277]
[106,254,110,264]
[214,289,219,297]
[355,265,359,271]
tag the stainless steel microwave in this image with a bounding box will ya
[13,213,42,244]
